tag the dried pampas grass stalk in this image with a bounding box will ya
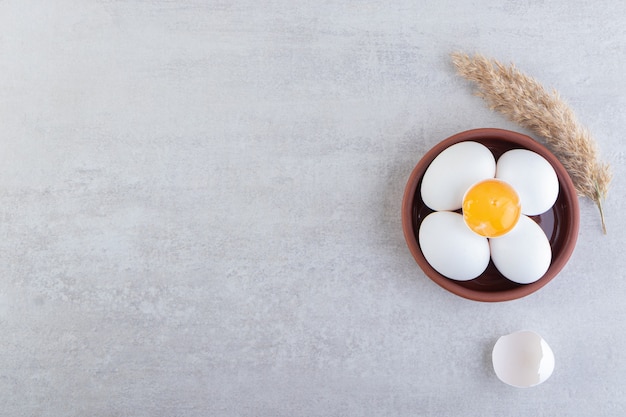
[451,52,612,233]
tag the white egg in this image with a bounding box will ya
[421,141,496,211]
[492,330,555,388]
[496,149,559,216]
[418,211,490,281]
[489,215,551,284]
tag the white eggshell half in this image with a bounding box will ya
[496,149,559,216]
[492,330,555,388]
[489,215,552,284]
[418,211,490,281]
[421,141,496,211]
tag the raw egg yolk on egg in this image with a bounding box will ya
[462,179,521,238]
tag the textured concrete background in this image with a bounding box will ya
[1,1,625,416]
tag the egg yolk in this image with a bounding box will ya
[462,179,521,237]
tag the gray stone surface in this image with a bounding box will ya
[1,1,625,415]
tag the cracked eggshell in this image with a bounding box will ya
[492,330,555,388]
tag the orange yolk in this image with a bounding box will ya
[462,179,521,237]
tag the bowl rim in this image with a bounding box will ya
[401,128,580,302]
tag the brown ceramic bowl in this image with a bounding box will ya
[401,128,579,302]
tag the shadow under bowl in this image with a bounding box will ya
[401,128,580,302]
